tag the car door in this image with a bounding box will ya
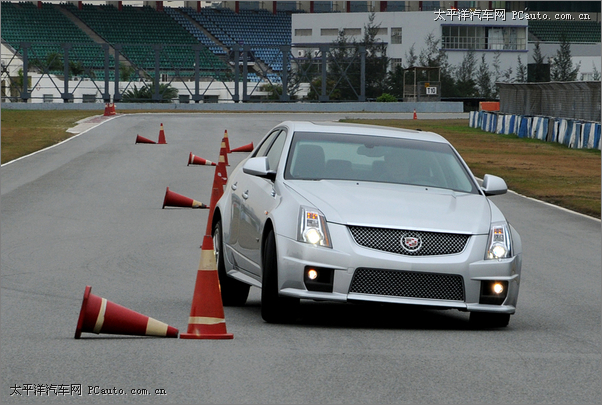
[237,129,287,276]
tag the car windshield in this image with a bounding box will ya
[284,131,479,194]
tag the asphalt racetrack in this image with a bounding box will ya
[1,112,600,404]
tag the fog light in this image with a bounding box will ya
[479,280,508,305]
[493,282,504,294]
[303,266,334,293]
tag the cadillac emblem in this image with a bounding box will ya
[401,234,422,252]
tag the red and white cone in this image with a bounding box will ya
[158,123,167,144]
[135,135,156,144]
[219,140,229,166]
[188,152,216,166]
[162,187,208,209]
[180,235,233,339]
[413,109,417,120]
[222,129,231,153]
[74,286,178,338]
[231,142,254,153]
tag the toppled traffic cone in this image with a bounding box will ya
[180,235,233,339]
[413,109,417,120]
[221,130,231,153]
[74,286,178,339]
[231,142,253,153]
[158,123,167,144]
[188,152,216,166]
[162,187,208,209]
[135,135,156,144]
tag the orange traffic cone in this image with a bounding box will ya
[162,187,208,209]
[231,142,254,153]
[158,123,167,144]
[181,235,233,339]
[413,109,417,120]
[109,103,116,115]
[188,152,216,166]
[135,135,156,144]
[74,286,178,339]
[222,130,231,153]
[104,103,112,116]
[219,140,229,166]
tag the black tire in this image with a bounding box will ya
[469,312,511,328]
[261,230,299,323]
[213,220,250,306]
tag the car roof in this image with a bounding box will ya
[278,121,449,144]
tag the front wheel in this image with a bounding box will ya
[469,312,510,328]
[213,220,250,306]
[261,230,299,323]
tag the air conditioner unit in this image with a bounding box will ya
[296,49,306,58]
[312,49,321,58]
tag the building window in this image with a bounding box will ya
[441,25,526,50]
[82,94,96,103]
[391,58,403,70]
[421,1,441,11]
[295,29,312,36]
[377,28,388,36]
[321,28,339,36]
[343,28,361,36]
[391,27,402,44]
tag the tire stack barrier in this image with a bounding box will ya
[468,111,600,150]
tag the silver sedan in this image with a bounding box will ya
[213,121,522,327]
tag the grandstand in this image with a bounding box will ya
[529,20,601,43]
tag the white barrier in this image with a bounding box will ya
[469,111,600,149]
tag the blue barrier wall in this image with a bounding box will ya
[468,111,601,150]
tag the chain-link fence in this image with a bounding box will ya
[498,82,601,122]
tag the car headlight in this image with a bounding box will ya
[486,222,512,260]
[298,206,332,248]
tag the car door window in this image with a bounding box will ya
[265,130,287,171]
[254,130,282,158]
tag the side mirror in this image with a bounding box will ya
[481,174,507,196]
[242,157,276,181]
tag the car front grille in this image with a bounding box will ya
[349,268,465,301]
[348,225,470,256]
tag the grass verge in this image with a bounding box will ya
[1,111,599,218]
[1,110,101,164]
[342,119,600,218]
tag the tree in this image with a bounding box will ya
[550,34,580,81]
[515,55,527,82]
[404,44,418,68]
[455,50,478,97]
[592,63,601,81]
[530,41,549,82]
[384,64,404,98]
[122,83,178,102]
[476,54,493,98]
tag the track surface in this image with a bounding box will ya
[1,113,600,403]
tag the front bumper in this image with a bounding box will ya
[275,223,521,314]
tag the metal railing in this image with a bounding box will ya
[1,42,369,103]
[498,82,601,122]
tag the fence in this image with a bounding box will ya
[1,42,375,104]
[498,82,601,122]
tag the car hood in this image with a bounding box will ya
[286,180,491,234]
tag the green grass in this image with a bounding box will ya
[2,111,599,218]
